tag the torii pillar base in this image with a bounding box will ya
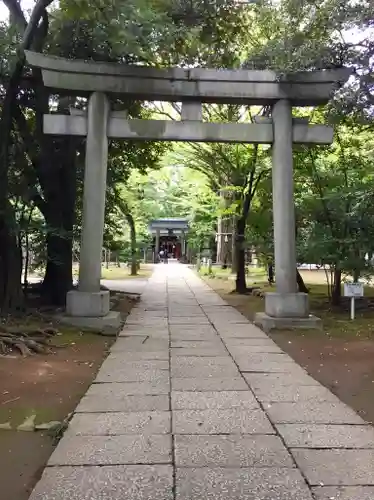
[254,311,322,333]
[62,290,121,335]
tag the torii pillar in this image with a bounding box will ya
[254,100,320,331]
[65,92,121,330]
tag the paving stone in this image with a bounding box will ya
[127,315,167,322]
[95,368,170,384]
[252,383,339,403]
[130,309,168,317]
[67,411,171,435]
[169,317,210,325]
[197,299,227,306]
[119,331,169,339]
[126,318,168,327]
[171,356,234,367]
[292,449,374,486]
[129,310,167,317]
[120,325,162,332]
[171,340,224,349]
[172,377,248,392]
[244,372,321,387]
[170,332,219,342]
[266,401,365,424]
[48,435,172,466]
[236,358,308,374]
[216,323,268,335]
[276,423,374,448]
[112,335,147,345]
[312,486,374,500]
[207,311,248,320]
[169,309,205,317]
[235,352,294,363]
[89,380,169,395]
[169,325,217,336]
[169,302,197,308]
[114,338,169,351]
[175,434,294,467]
[201,305,236,313]
[223,337,278,346]
[76,393,169,413]
[29,465,173,500]
[218,330,269,339]
[228,344,284,354]
[210,318,250,327]
[172,408,274,434]
[101,359,169,371]
[171,348,227,357]
[171,391,259,410]
[175,467,314,500]
[109,351,169,361]
[171,363,239,378]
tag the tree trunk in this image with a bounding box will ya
[40,137,76,305]
[296,269,309,293]
[235,217,247,294]
[0,210,24,311]
[125,213,137,276]
[217,188,232,267]
[0,1,53,311]
[35,88,76,306]
[268,263,274,285]
[231,215,237,273]
[331,268,342,306]
[0,55,27,311]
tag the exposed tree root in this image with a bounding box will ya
[0,327,59,356]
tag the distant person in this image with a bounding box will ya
[159,249,164,263]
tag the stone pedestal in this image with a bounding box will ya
[265,292,309,318]
[57,310,121,335]
[66,290,110,317]
[254,312,322,333]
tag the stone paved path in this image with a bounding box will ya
[29,264,374,499]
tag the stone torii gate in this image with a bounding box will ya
[25,50,350,331]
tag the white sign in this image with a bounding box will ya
[344,283,364,298]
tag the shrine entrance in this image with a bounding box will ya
[25,49,350,331]
[149,219,188,262]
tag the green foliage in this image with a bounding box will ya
[246,0,374,121]
[55,0,249,66]
[294,123,374,279]
[120,163,219,252]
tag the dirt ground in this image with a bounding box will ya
[0,293,136,500]
[205,276,374,425]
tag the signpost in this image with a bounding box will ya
[343,282,364,320]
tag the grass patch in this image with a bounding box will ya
[203,276,374,340]
[101,265,152,280]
